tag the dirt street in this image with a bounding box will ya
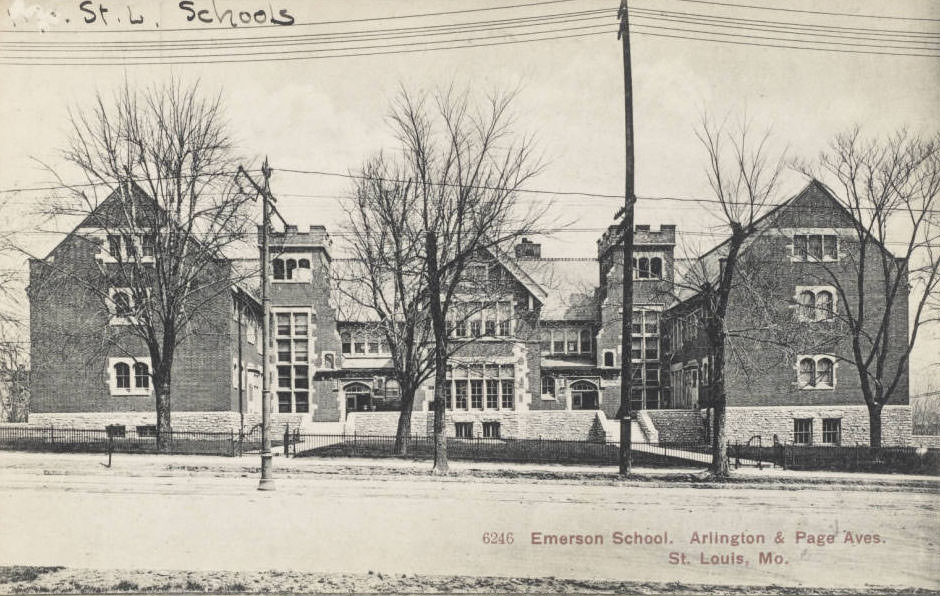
[0,454,937,592]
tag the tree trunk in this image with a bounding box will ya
[155,367,172,452]
[394,387,416,456]
[711,392,729,477]
[431,359,448,475]
[868,402,884,448]
[426,231,449,475]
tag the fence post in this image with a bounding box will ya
[230,430,235,457]
[283,424,290,457]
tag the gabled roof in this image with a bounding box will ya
[516,258,599,321]
[673,179,891,304]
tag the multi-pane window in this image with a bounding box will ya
[340,330,390,356]
[541,376,556,397]
[793,419,813,444]
[570,380,599,410]
[486,380,499,408]
[451,301,514,338]
[455,422,474,438]
[272,256,312,281]
[109,358,151,396]
[822,418,841,445]
[629,309,662,409]
[444,364,514,410]
[108,235,122,259]
[796,287,836,322]
[798,356,835,389]
[102,233,154,262]
[482,421,501,438]
[470,380,484,409]
[793,234,839,262]
[275,311,310,413]
[632,256,663,279]
[541,327,594,355]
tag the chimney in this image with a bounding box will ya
[514,238,541,259]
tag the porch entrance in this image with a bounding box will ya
[570,380,599,410]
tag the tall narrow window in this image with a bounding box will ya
[455,380,468,409]
[108,235,122,259]
[807,235,823,260]
[650,257,662,279]
[798,358,815,388]
[500,380,514,409]
[799,290,816,321]
[816,291,833,320]
[113,292,133,317]
[793,419,813,445]
[286,259,297,280]
[470,380,483,409]
[341,332,351,354]
[816,358,833,387]
[603,351,615,367]
[142,235,155,257]
[115,362,131,389]
[133,362,149,389]
[793,235,808,260]
[486,380,499,409]
[579,329,592,353]
[637,257,650,279]
[272,259,285,280]
[822,418,841,444]
[823,235,838,260]
[541,376,555,397]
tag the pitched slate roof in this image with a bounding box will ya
[516,258,599,321]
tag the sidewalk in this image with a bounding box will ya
[1,449,937,490]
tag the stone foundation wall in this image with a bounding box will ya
[723,405,912,447]
[23,411,307,433]
[645,410,707,443]
[911,435,940,449]
[346,410,606,441]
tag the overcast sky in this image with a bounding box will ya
[1,0,938,390]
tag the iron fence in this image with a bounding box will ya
[728,442,940,475]
[287,432,712,467]
[0,426,240,457]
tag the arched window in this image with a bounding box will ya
[816,357,833,387]
[323,353,335,369]
[272,259,285,280]
[570,380,599,410]
[286,259,297,280]
[298,258,310,269]
[541,376,555,397]
[603,351,615,367]
[133,362,149,389]
[638,257,650,279]
[340,332,351,354]
[114,362,131,389]
[816,291,833,320]
[344,382,372,413]
[650,257,662,279]
[113,292,132,317]
[798,358,815,387]
[799,290,816,321]
[579,329,592,353]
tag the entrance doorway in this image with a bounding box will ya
[570,380,599,410]
[344,382,372,415]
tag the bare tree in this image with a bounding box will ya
[804,129,940,447]
[25,80,254,447]
[344,86,545,472]
[677,115,787,477]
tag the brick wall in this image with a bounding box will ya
[723,405,912,447]
[646,410,707,443]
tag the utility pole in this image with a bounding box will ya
[617,0,635,476]
[237,157,286,491]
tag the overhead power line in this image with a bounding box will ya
[672,0,940,23]
[1,3,937,65]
